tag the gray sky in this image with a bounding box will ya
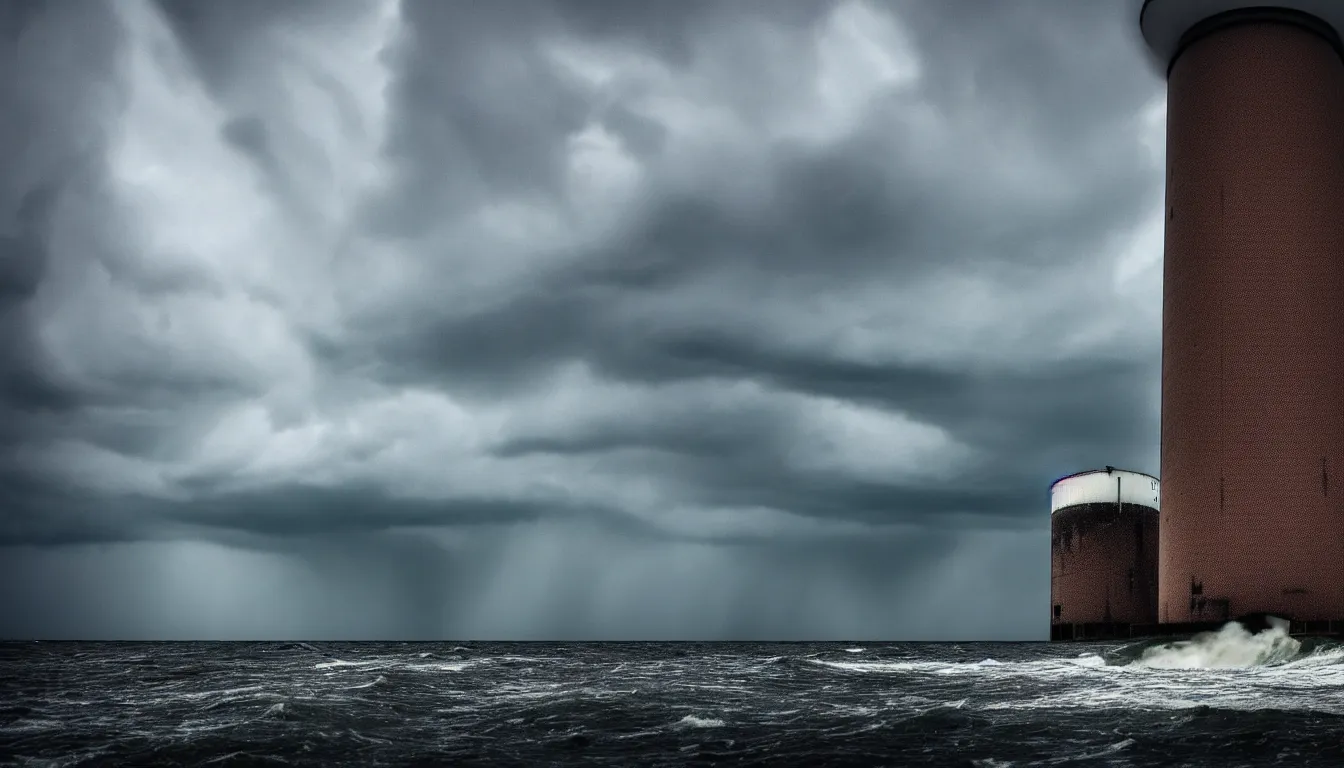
[0,0,1165,640]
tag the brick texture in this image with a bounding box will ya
[1160,21,1344,623]
[1052,503,1160,626]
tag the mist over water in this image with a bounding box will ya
[3,622,1344,767]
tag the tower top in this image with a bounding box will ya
[1140,0,1344,71]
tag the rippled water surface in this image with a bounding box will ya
[4,627,1344,766]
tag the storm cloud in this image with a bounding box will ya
[0,0,1165,640]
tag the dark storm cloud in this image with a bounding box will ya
[494,354,1156,530]
[548,0,834,68]
[361,1,597,235]
[334,0,1162,473]
[152,0,369,87]
[0,0,122,505]
[162,486,556,537]
[147,484,702,548]
[0,0,1164,639]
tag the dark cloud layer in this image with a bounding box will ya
[0,0,1164,639]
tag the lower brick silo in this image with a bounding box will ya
[1050,468,1160,641]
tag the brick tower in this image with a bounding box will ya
[1141,1,1344,626]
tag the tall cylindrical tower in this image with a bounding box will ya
[1050,469,1160,640]
[1141,1,1344,625]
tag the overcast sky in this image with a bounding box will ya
[0,0,1165,640]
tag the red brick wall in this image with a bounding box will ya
[1160,21,1344,623]
[1052,503,1160,625]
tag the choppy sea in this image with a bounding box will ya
[2,622,1342,767]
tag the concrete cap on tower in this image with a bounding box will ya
[1049,468,1160,515]
[1140,0,1344,70]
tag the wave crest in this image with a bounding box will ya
[1118,618,1310,669]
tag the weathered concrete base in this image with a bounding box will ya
[1051,618,1344,642]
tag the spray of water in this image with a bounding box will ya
[1134,617,1301,669]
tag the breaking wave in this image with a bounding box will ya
[1107,618,1344,669]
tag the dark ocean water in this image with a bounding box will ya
[3,624,1343,767]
